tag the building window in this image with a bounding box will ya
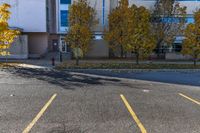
[102,0,105,25]
[61,10,68,27]
[186,17,194,23]
[60,38,71,53]
[161,17,181,23]
[60,38,67,53]
[60,0,71,4]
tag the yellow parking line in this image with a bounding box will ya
[179,93,200,106]
[22,93,57,133]
[120,94,147,133]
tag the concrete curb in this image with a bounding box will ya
[62,69,200,73]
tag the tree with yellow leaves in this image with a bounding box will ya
[182,10,200,66]
[0,3,20,56]
[104,0,130,58]
[152,0,186,57]
[125,5,155,64]
[65,0,98,65]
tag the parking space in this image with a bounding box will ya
[179,93,200,106]
[120,94,147,133]
[29,85,139,133]
[22,94,57,133]
[119,83,200,133]
[0,68,200,133]
[0,88,57,133]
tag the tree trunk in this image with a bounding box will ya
[156,40,163,59]
[76,57,79,66]
[120,45,124,58]
[157,46,162,59]
[124,51,128,59]
[136,52,139,65]
[194,58,197,66]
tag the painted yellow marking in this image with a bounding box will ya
[120,94,147,133]
[179,93,200,106]
[22,93,57,133]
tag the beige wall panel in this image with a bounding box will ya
[86,40,109,58]
[28,33,49,58]
[0,35,28,59]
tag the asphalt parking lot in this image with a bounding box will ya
[0,68,200,133]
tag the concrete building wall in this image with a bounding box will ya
[0,0,47,32]
[86,40,109,58]
[128,0,200,14]
[110,0,118,10]
[166,53,193,60]
[0,35,28,59]
[129,0,155,9]
[27,33,49,58]
[47,0,57,34]
[88,0,110,32]
[87,0,110,58]
[0,0,49,59]
[179,1,200,14]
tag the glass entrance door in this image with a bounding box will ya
[60,38,67,53]
[59,37,70,53]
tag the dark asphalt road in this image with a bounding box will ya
[66,69,200,86]
[0,68,200,133]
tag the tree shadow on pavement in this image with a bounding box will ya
[66,70,200,87]
[5,68,120,90]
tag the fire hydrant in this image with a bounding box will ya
[51,57,55,66]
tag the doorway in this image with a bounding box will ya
[52,39,59,52]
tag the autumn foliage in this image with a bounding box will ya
[104,0,130,58]
[65,0,98,65]
[0,3,20,56]
[182,10,200,66]
[105,0,155,64]
[126,6,155,64]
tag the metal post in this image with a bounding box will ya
[52,57,55,66]
[59,52,63,62]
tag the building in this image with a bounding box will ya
[130,0,200,60]
[1,0,200,59]
[47,0,110,59]
[0,0,49,59]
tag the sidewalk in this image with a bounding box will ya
[0,52,61,69]
[17,59,60,69]
[0,59,60,69]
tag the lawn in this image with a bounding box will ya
[57,62,200,69]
